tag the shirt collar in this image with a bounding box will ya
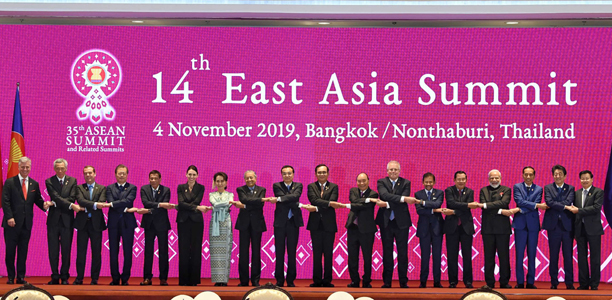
[18,174,28,182]
[57,176,66,182]
[583,186,592,193]
[117,182,126,188]
[152,185,160,192]
[556,183,564,189]
[88,182,96,188]
[524,183,532,188]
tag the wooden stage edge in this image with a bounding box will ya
[0,278,611,300]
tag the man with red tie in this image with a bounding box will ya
[1,157,46,284]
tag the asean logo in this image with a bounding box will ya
[71,49,122,124]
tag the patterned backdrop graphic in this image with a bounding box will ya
[0,25,611,283]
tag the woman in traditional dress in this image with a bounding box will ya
[209,171,241,286]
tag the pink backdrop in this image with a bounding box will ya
[0,25,610,283]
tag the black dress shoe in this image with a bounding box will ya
[362,283,372,288]
[61,280,69,285]
[566,285,575,290]
[381,284,392,288]
[526,284,537,289]
[110,281,120,286]
[322,282,335,287]
[550,284,557,289]
[90,280,98,285]
[48,279,59,285]
[465,283,474,288]
[287,282,295,287]
[515,283,524,289]
[73,280,83,285]
[400,283,409,288]
[7,278,14,284]
[591,286,598,290]
[500,284,512,289]
[449,283,457,288]
[309,282,321,287]
[577,286,589,290]
[419,282,427,288]
[160,280,168,286]
[252,282,260,287]
[347,282,360,288]
[275,282,284,287]
[238,283,249,287]
[121,281,129,286]
[213,283,222,286]
[140,279,152,286]
[16,278,27,284]
[220,283,228,286]
[434,282,444,288]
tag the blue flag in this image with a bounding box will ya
[603,144,612,226]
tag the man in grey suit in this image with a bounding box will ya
[44,158,80,285]
[568,170,604,290]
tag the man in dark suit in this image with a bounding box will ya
[414,172,444,288]
[443,171,477,289]
[512,166,547,289]
[137,170,173,286]
[236,170,267,287]
[307,164,342,287]
[568,170,604,290]
[73,165,108,285]
[2,157,46,284]
[346,173,379,288]
[477,170,512,289]
[267,165,304,288]
[543,164,575,290]
[106,164,138,285]
[44,158,80,285]
[375,160,414,288]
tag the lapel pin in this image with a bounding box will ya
[589,193,592,196]
[185,190,188,192]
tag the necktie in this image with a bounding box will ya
[119,184,125,192]
[59,179,64,190]
[457,189,462,225]
[320,184,324,197]
[527,186,532,196]
[389,181,396,220]
[427,190,432,201]
[392,180,396,190]
[88,185,94,218]
[287,185,293,219]
[22,179,27,200]
[582,189,588,208]
[153,189,158,201]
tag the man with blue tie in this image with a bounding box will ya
[414,172,444,288]
[267,165,305,287]
[512,166,547,289]
[73,166,109,285]
[543,165,575,290]
[106,164,138,286]
[375,160,415,288]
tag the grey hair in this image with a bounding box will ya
[18,156,31,164]
[387,160,401,170]
[53,158,68,169]
[244,170,257,178]
[488,169,501,178]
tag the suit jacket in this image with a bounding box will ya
[1,176,45,230]
[443,186,475,235]
[176,182,204,223]
[574,186,604,237]
[45,175,78,228]
[375,176,412,229]
[306,181,339,232]
[74,183,107,232]
[345,187,379,234]
[272,181,304,228]
[235,184,267,232]
[415,188,444,238]
[480,185,512,235]
[542,183,575,232]
[140,184,171,231]
[512,183,543,232]
[106,182,138,230]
